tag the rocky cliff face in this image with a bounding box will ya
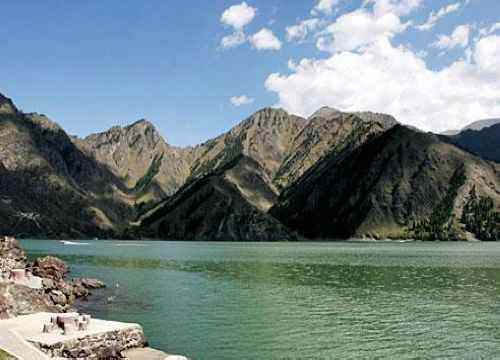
[271,125,500,240]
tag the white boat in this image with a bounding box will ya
[60,241,89,246]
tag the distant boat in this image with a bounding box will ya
[60,241,90,246]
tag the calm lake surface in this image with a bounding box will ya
[22,240,500,359]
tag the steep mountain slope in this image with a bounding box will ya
[274,107,397,189]
[0,93,18,114]
[189,108,306,182]
[271,125,500,240]
[0,95,132,238]
[79,119,192,201]
[446,123,500,163]
[442,118,500,135]
[139,155,296,241]
[80,107,305,207]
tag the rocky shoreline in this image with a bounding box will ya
[0,236,186,359]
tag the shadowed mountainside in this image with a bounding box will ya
[270,125,500,240]
[139,155,298,241]
[0,96,132,238]
[445,123,500,163]
[273,107,397,190]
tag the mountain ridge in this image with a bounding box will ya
[0,91,498,241]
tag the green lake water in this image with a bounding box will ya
[22,240,500,359]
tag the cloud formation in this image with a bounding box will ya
[265,34,500,133]
[312,0,340,15]
[416,2,462,31]
[219,2,257,50]
[250,28,282,50]
[479,22,500,36]
[316,9,408,52]
[286,19,323,42]
[221,31,246,49]
[432,24,471,50]
[230,95,254,106]
[221,2,257,30]
[364,0,423,16]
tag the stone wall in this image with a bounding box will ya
[33,326,146,359]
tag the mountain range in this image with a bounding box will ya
[0,92,498,241]
[442,118,500,136]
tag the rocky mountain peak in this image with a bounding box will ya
[127,118,156,131]
[25,113,64,133]
[242,107,297,127]
[308,106,342,120]
[0,93,18,114]
[352,111,398,129]
[189,107,306,181]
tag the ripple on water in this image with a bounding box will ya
[22,240,500,360]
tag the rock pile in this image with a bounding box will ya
[31,256,105,311]
[0,236,105,315]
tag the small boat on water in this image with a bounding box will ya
[60,241,90,246]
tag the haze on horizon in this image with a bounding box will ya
[1,0,499,146]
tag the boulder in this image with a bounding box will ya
[78,278,106,289]
[72,281,90,298]
[49,290,67,306]
[42,278,56,290]
[33,256,68,281]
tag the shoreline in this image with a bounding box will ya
[0,236,188,359]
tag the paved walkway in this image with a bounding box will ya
[0,322,48,360]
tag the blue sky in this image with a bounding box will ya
[1,0,499,145]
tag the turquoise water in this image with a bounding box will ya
[22,240,500,359]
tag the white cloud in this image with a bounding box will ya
[249,28,282,50]
[265,35,500,133]
[221,2,257,30]
[220,31,246,49]
[312,0,340,15]
[416,2,462,31]
[479,22,500,36]
[316,9,408,53]
[432,24,471,50]
[364,0,423,16]
[474,35,500,74]
[286,19,323,42]
[230,95,255,106]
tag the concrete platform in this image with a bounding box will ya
[0,313,144,359]
[2,313,142,346]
